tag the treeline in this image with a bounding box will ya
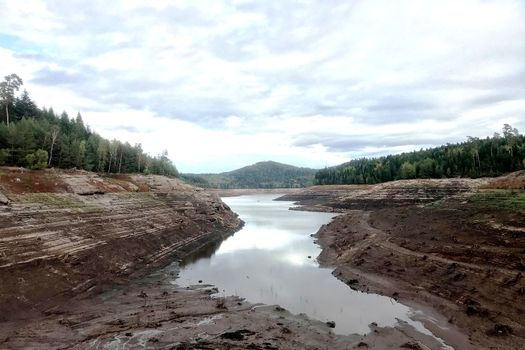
[315,125,525,185]
[0,75,178,176]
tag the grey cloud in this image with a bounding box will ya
[292,133,451,153]
[31,68,91,86]
[366,97,434,113]
[107,125,143,133]
[465,93,523,108]
[4,0,525,165]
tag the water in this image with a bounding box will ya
[174,194,439,338]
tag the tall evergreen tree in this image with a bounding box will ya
[0,74,23,126]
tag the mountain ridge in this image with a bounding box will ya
[182,160,316,189]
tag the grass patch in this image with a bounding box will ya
[468,189,525,212]
[17,193,100,212]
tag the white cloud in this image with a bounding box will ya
[0,0,523,172]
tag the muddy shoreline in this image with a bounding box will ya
[0,234,456,350]
[2,168,524,349]
[0,169,443,349]
[282,174,525,349]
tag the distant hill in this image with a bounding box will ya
[182,161,316,189]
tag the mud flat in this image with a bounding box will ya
[279,172,525,349]
[2,260,457,350]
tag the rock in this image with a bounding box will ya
[452,272,466,281]
[220,329,255,341]
[488,323,513,336]
[58,318,73,327]
[503,272,522,287]
[357,342,368,347]
[274,306,285,312]
[347,279,359,285]
[353,258,365,266]
[216,299,227,309]
[466,304,489,317]
[0,193,9,205]
[326,321,336,328]
[281,327,292,334]
[105,318,124,326]
[400,342,422,349]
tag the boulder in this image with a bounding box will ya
[0,191,9,205]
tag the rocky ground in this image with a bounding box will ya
[279,172,525,350]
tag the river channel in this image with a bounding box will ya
[173,194,441,340]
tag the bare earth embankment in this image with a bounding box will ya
[278,172,525,349]
[3,167,524,349]
[0,167,361,349]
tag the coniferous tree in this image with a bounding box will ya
[0,74,23,126]
[0,78,179,177]
[315,125,525,185]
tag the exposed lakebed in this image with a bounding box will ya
[173,194,445,341]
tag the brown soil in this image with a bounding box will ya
[482,170,525,190]
[282,174,525,349]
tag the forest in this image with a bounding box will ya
[0,74,178,176]
[182,161,316,188]
[315,125,525,185]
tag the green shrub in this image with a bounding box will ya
[25,149,48,169]
[0,149,9,165]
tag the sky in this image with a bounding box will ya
[0,0,524,173]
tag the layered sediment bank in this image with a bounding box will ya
[279,173,525,349]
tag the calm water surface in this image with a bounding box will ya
[175,194,438,338]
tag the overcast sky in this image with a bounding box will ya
[0,0,524,173]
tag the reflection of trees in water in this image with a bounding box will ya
[180,240,223,266]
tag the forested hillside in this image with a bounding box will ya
[0,74,178,176]
[315,125,525,185]
[182,161,316,188]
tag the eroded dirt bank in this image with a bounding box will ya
[0,167,242,321]
[279,173,525,349]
